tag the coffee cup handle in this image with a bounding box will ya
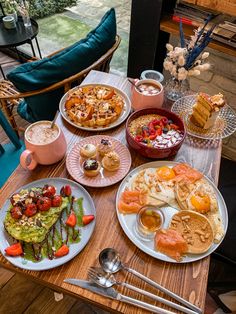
[20,149,38,170]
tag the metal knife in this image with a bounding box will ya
[64,279,177,314]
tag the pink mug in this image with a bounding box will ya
[131,78,164,111]
[20,120,67,170]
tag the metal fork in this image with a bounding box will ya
[88,267,198,314]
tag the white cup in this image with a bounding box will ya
[140,70,164,83]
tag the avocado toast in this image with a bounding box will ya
[4,186,69,243]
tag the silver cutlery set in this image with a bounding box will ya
[64,248,202,314]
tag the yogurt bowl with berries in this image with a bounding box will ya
[126,108,186,159]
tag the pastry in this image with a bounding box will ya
[97,139,114,156]
[102,151,120,171]
[190,92,225,129]
[83,159,101,177]
[80,144,97,158]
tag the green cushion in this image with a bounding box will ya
[7,8,117,122]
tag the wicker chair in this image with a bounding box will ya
[0,35,121,134]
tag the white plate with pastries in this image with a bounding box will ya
[59,83,131,131]
[116,161,228,263]
[172,94,236,140]
[66,135,132,188]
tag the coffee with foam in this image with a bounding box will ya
[26,121,59,145]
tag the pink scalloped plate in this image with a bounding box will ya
[66,135,132,187]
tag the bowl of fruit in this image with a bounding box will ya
[126,107,186,159]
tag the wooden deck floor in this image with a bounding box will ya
[0,51,219,314]
[0,267,110,314]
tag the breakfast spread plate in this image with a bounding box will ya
[172,94,236,140]
[66,135,132,188]
[0,178,96,271]
[59,83,131,131]
[116,161,228,263]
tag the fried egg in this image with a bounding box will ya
[184,179,224,243]
[156,166,176,181]
[186,180,218,213]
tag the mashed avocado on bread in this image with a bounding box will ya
[4,186,69,243]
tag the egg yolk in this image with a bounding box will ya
[156,166,176,181]
[190,194,211,213]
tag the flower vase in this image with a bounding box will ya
[164,77,190,102]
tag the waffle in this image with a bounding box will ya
[64,85,124,128]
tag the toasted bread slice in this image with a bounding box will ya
[4,197,69,244]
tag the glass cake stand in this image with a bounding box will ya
[171,94,236,140]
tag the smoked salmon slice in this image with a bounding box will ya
[118,190,147,214]
[118,200,142,214]
[173,163,203,183]
[155,229,188,261]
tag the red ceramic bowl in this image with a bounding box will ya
[126,108,186,159]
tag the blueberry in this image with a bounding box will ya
[163,128,168,133]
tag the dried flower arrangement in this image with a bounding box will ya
[163,17,216,81]
[17,0,30,17]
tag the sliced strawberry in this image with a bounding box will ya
[5,242,23,256]
[10,206,23,220]
[52,195,62,207]
[66,212,77,227]
[54,244,69,258]
[24,203,37,217]
[60,185,72,197]
[82,215,95,226]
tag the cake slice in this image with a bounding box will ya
[190,93,225,129]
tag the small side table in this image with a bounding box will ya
[0,16,42,78]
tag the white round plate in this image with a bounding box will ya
[66,135,132,188]
[116,161,228,263]
[0,178,96,271]
[59,83,131,131]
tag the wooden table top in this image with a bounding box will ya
[0,70,222,313]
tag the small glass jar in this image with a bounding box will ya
[134,205,165,241]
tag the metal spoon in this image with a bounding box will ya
[88,267,198,314]
[99,248,202,314]
[50,110,59,128]
[128,78,143,93]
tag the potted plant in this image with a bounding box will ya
[4,0,18,22]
